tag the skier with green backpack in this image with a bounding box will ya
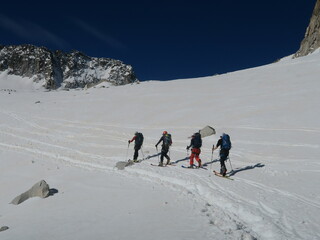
[155,131,172,166]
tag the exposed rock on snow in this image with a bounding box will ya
[0,226,9,232]
[115,161,134,170]
[0,44,138,89]
[11,180,51,205]
[294,0,320,57]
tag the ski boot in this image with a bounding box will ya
[220,166,227,176]
[198,160,202,168]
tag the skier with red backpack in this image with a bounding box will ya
[213,133,232,176]
[186,132,202,168]
[155,131,172,166]
[128,132,144,162]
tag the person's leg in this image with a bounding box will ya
[195,155,201,167]
[219,149,228,175]
[220,160,227,175]
[133,148,139,160]
[189,152,195,166]
[159,151,164,166]
[165,154,170,164]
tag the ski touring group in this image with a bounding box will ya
[127,129,232,177]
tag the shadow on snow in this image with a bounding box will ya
[229,163,265,176]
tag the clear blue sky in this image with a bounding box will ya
[0,0,316,81]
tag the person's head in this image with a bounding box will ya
[135,132,138,136]
[163,131,167,135]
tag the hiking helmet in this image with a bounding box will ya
[163,131,167,135]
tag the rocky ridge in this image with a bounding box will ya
[294,0,320,57]
[0,44,137,89]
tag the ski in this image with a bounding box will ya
[128,159,141,163]
[166,163,176,166]
[150,163,176,167]
[150,163,167,167]
[181,165,208,170]
[213,170,234,180]
[128,157,150,163]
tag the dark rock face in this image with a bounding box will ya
[294,0,320,58]
[0,44,137,89]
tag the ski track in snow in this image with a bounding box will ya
[1,110,320,239]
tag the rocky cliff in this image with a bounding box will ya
[294,0,320,57]
[0,44,137,89]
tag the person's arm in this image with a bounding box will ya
[129,136,136,144]
[186,139,193,149]
[212,139,221,151]
[155,136,163,147]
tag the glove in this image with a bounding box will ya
[155,144,158,148]
[128,140,130,144]
[186,146,190,150]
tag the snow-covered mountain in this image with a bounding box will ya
[0,44,137,89]
[1,49,320,239]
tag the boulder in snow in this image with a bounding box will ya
[11,180,51,205]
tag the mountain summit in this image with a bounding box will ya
[294,0,320,57]
[0,44,137,89]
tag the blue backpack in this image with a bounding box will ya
[221,133,231,150]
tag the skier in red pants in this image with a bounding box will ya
[186,132,202,168]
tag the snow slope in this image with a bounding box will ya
[0,52,320,240]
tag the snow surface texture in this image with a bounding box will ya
[0,52,320,240]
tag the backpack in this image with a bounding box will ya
[163,134,172,147]
[192,132,202,148]
[221,133,231,150]
[135,132,144,146]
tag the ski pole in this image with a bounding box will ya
[228,156,234,172]
[210,149,214,171]
[141,146,145,160]
[125,142,130,161]
[156,146,160,163]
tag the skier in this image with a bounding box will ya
[128,132,144,162]
[155,131,172,166]
[186,132,202,168]
[212,133,231,176]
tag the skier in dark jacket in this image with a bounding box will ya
[186,132,202,168]
[212,133,231,176]
[155,131,172,166]
[128,132,144,162]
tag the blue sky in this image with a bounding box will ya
[0,0,316,80]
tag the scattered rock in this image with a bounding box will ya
[115,161,134,170]
[0,226,9,232]
[11,180,51,205]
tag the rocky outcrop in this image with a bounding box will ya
[0,44,138,89]
[294,0,320,57]
[10,180,51,205]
